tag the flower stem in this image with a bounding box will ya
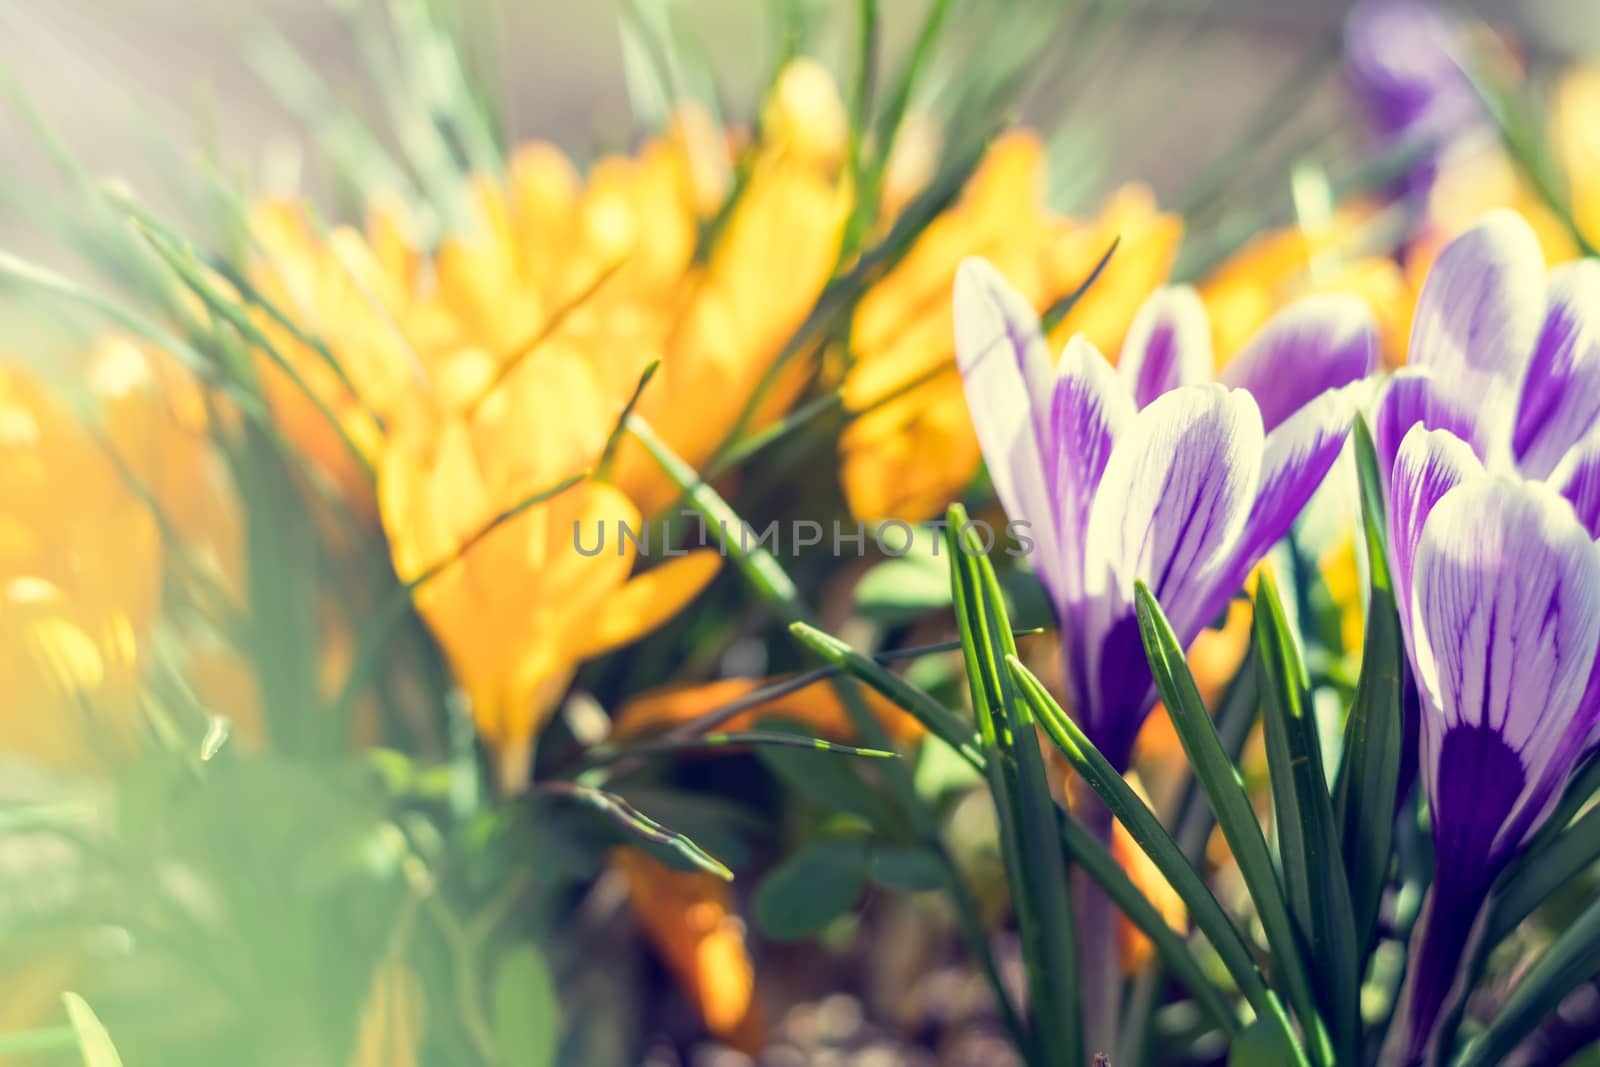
[1071,777,1123,1061]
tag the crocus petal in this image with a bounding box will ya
[577,550,723,659]
[954,257,1062,579]
[1077,384,1264,766]
[1407,210,1546,385]
[1116,285,1213,408]
[1187,385,1361,639]
[1388,424,1484,657]
[1512,259,1600,479]
[1555,433,1600,539]
[1218,292,1377,432]
[1374,367,1483,473]
[1086,384,1264,622]
[1049,335,1136,606]
[1412,475,1600,860]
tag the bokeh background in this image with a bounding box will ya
[3,0,1596,253]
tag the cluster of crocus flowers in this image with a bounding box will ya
[1375,212,1600,1060]
[248,60,861,783]
[839,135,1182,522]
[954,258,1376,773]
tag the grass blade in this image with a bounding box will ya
[788,622,982,765]
[1487,805,1600,947]
[1333,417,1405,955]
[1253,571,1361,1059]
[1006,654,1306,1065]
[61,993,124,1067]
[535,782,732,881]
[1132,582,1330,1065]
[945,505,1081,1067]
[1457,894,1600,1067]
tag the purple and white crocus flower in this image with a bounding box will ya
[953,259,1378,774]
[1377,212,1600,1062]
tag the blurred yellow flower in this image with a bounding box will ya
[614,673,924,743]
[614,847,764,1052]
[1198,208,1414,367]
[251,58,851,521]
[89,338,244,599]
[0,365,160,768]
[1553,66,1600,249]
[377,348,719,789]
[840,133,1182,522]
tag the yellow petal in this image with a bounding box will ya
[613,848,764,1051]
[575,549,722,660]
[614,673,924,743]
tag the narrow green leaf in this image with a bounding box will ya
[1334,416,1405,954]
[1006,655,1307,1066]
[947,505,1081,1067]
[1052,805,1238,1037]
[627,414,802,615]
[788,622,982,766]
[1521,751,1600,862]
[1133,582,1330,1067]
[61,993,124,1067]
[492,945,560,1067]
[1487,804,1600,946]
[1253,571,1360,1059]
[1458,893,1600,1067]
[756,724,898,826]
[753,836,871,940]
[534,782,732,881]
[1039,237,1120,334]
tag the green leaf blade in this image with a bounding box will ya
[1253,570,1361,1059]
[1006,654,1307,1066]
[1132,581,1330,1066]
[1334,417,1405,956]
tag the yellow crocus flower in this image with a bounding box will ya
[0,366,161,768]
[839,133,1182,522]
[377,348,719,788]
[614,847,764,1052]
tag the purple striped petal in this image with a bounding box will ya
[1412,475,1600,861]
[1556,435,1600,539]
[1117,286,1213,408]
[1388,425,1484,659]
[1048,335,1135,607]
[1077,384,1264,765]
[1407,211,1546,384]
[1374,367,1483,473]
[1218,292,1377,432]
[954,258,1062,584]
[1185,385,1362,640]
[1512,260,1600,478]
